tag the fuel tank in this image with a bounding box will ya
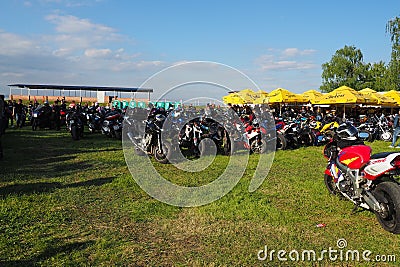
[338,145,371,169]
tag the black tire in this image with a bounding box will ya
[32,119,37,131]
[71,126,79,140]
[276,133,287,150]
[372,182,400,234]
[380,131,393,142]
[154,141,171,164]
[324,174,340,196]
[223,135,232,156]
[115,131,122,140]
[250,139,267,154]
[299,132,314,147]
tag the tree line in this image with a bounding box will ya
[321,16,400,92]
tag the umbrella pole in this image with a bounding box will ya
[343,104,346,121]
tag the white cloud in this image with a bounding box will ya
[84,48,112,58]
[282,48,316,57]
[46,14,114,34]
[256,47,317,71]
[0,30,36,56]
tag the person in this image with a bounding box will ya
[13,99,24,128]
[389,110,400,148]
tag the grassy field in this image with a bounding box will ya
[1,127,400,266]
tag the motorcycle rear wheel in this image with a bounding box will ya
[380,131,393,142]
[372,182,400,234]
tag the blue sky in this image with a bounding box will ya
[0,0,399,101]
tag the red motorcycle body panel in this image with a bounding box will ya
[338,145,371,169]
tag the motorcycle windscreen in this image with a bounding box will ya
[338,145,371,169]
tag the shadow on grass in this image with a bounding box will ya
[0,240,95,267]
[1,128,123,181]
[0,177,115,197]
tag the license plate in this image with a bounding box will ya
[33,114,38,117]
[70,120,75,124]
[113,125,119,130]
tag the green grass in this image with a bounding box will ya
[1,127,400,266]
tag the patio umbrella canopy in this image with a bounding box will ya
[301,89,324,103]
[315,86,371,105]
[383,90,400,105]
[266,88,307,103]
[253,90,268,104]
[236,89,259,104]
[222,92,246,105]
[359,88,397,106]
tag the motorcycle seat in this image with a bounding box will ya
[370,152,398,159]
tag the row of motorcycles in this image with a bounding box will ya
[30,104,124,141]
[125,107,272,164]
[275,114,393,150]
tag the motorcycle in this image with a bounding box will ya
[31,104,52,130]
[323,122,400,234]
[66,110,84,140]
[126,113,172,164]
[223,117,267,155]
[101,110,122,138]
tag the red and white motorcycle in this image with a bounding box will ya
[324,123,400,234]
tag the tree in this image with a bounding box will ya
[386,16,400,91]
[320,45,368,92]
[363,61,387,91]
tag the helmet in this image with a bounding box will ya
[337,122,358,140]
[155,114,166,122]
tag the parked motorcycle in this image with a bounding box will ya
[323,122,400,234]
[31,104,52,130]
[66,110,84,140]
[126,113,172,164]
[101,110,122,138]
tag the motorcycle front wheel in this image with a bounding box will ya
[324,174,340,196]
[372,182,400,234]
[71,125,79,140]
[276,133,286,150]
[154,141,172,164]
[250,139,267,154]
[32,119,38,131]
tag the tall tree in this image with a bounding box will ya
[363,61,387,91]
[320,45,367,92]
[386,16,400,91]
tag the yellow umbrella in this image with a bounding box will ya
[236,88,258,104]
[359,88,397,106]
[316,86,371,104]
[301,89,324,104]
[384,90,400,105]
[222,93,246,105]
[253,90,269,104]
[266,88,307,103]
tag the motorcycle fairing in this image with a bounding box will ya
[363,152,400,180]
[338,145,371,169]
